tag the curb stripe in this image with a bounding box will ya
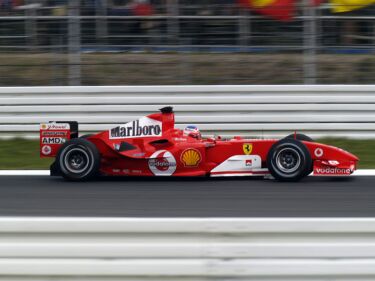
[0,170,50,176]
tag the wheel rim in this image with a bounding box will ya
[275,147,301,174]
[64,147,90,174]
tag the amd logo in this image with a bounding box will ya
[42,137,66,144]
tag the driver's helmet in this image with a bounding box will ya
[183,125,201,139]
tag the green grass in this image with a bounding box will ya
[0,139,53,169]
[318,138,375,169]
[0,138,373,170]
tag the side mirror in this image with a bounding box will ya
[205,138,216,148]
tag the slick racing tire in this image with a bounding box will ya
[80,134,94,139]
[57,138,100,181]
[285,133,313,142]
[267,139,312,182]
[284,134,314,176]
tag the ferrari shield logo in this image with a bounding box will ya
[243,143,253,155]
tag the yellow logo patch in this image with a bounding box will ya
[181,148,202,167]
[250,0,277,8]
[243,143,253,155]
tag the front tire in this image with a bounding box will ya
[56,138,100,181]
[267,139,312,182]
[285,133,313,142]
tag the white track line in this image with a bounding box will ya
[0,170,374,176]
[353,169,375,176]
[0,170,50,176]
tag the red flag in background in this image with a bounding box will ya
[238,0,296,21]
[312,0,324,5]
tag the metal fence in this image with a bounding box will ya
[1,1,375,86]
[1,85,375,139]
[1,217,375,280]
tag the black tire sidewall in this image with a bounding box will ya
[57,138,100,181]
[267,139,312,181]
[80,134,94,139]
[285,134,314,176]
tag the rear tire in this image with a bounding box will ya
[56,138,100,181]
[267,139,312,182]
[80,134,94,139]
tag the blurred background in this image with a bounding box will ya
[1,0,375,86]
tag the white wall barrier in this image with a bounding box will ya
[1,85,375,138]
[0,218,375,280]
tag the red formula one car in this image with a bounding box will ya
[40,107,358,181]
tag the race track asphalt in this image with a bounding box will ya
[0,175,374,217]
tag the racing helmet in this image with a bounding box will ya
[183,125,201,139]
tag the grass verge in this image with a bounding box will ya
[318,138,375,169]
[0,138,373,170]
[0,139,53,170]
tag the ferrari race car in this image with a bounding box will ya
[40,107,358,181]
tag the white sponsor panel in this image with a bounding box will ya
[40,123,70,130]
[148,150,176,176]
[41,131,68,137]
[314,167,352,176]
[42,137,67,144]
[327,160,340,166]
[110,117,162,139]
[210,155,265,176]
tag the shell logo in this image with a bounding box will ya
[250,0,277,8]
[181,148,202,167]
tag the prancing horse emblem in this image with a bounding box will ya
[243,143,253,155]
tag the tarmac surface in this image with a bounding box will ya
[0,175,373,217]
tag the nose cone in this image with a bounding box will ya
[307,142,359,162]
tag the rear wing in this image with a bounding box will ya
[40,121,78,158]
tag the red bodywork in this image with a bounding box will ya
[40,109,358,178]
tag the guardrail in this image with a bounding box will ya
[0,218,375,280]
[1,85,375,138]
